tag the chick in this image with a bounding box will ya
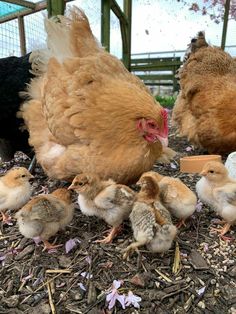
[123,175,177,259]
[0,167,33,223]
[196,161,236,239]
[140,171,197,227]
[15,188,74,250]
[68,173,136,243]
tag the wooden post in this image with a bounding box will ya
[123,0,131,71]
[101,0,110,51]
[47,0,65,18]
[18,16,26,56]
[221,0,230,50]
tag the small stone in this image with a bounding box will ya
[210,279,217,285]
[130,273,145,287]
[197,301,206,309]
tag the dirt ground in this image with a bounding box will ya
[0,113,235,314]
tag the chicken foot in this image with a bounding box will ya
[42,240,63,251]
[1,211,12,225]
[123,241,144,260]
[95,225,122,244]
[210,222,233,241]
[176,219,187,228]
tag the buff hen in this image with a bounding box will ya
[19,7,174,184]
[172,31,236,153]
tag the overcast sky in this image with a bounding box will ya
[0,0,236,58]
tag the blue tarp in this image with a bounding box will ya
[0,2,26,18]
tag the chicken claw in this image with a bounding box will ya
[42,240,63,251]
[123,242,140,260]
[95,226,122,244]
[1,211,12,225]
[210,222,233,241]
[176,219,187,228]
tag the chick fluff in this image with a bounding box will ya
[15,188,74,250]
[196,161,236,239]
[123,174,177,259]
[0,167,33,223]
[68,173,136,243]
[140,171,197,228]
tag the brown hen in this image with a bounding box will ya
[20,7,174,184]
[172,31,236,153]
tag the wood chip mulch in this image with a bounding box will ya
[0,112,235,314]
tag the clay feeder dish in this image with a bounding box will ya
[180,155,222,173]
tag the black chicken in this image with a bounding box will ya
[0,53,34,161]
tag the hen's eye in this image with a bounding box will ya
[78,182,84,186]
[149,123,155,128]
[21,175,26,178]
[209,170,214,174]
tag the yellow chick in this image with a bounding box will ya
[123,175,177,259]
[196,161,236,239]
[15,188,74,250]
[68,173,136,243]
[140,171,197,227]
[0,167,34,223]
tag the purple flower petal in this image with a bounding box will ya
[113,279,123,290]
[78,282,86,291]
[0,255,6,261]
[65,238,80,253]
[197,286,206,296]
[85,256,92,265]
[195,200,203,212]
[125,291,142,308]
[106,291,117,309]
[116,294,126,309]
[170,162,177,169]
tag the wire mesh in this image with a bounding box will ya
[24,10,47,52]
[0,18,20,57]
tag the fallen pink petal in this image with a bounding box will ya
[125,290,142,308]
[106,289,126,310]
[65,238,80,253]
[195,200,203,212]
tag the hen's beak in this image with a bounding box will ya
[157,135,168,147]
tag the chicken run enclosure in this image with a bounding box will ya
[1,0,236,93]
[1,1,236,314]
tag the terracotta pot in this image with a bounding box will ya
[180,155,222,173]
